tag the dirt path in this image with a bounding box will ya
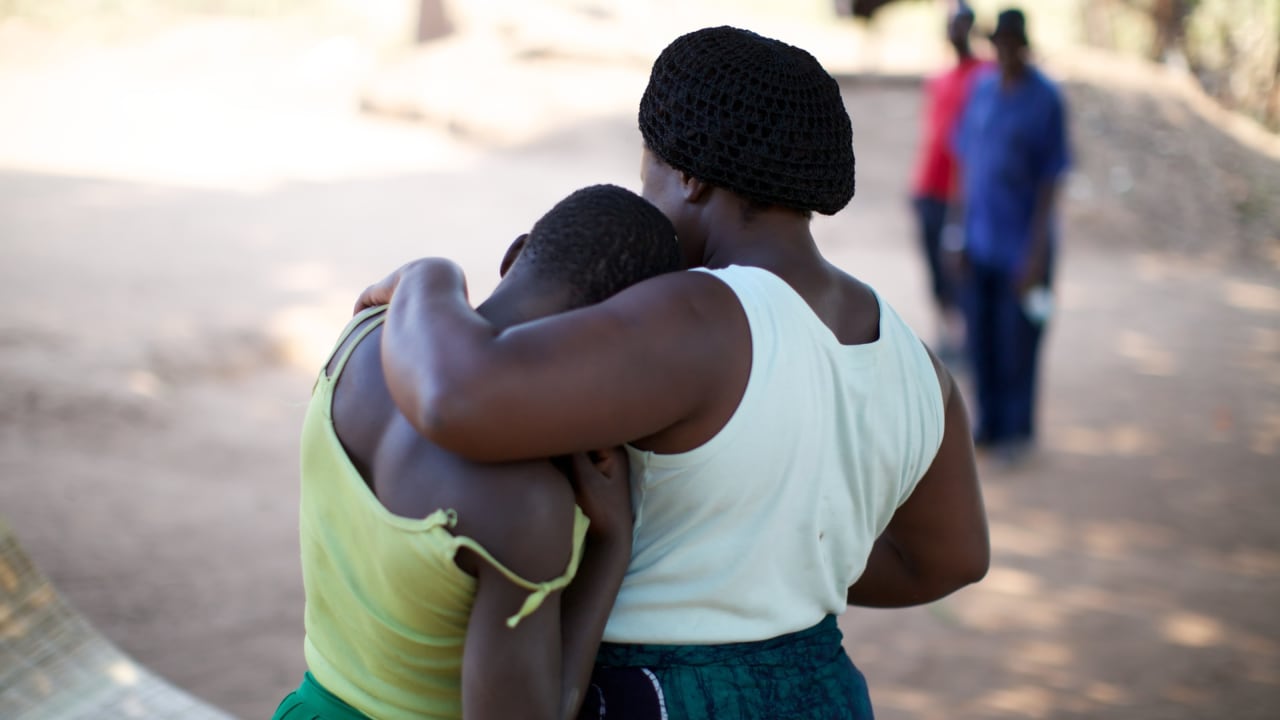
[1,16,1276,720]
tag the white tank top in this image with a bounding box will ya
[602,265,946,644]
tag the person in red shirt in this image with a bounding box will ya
[910,4,983,360]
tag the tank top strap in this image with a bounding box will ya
[319,305,389,382]
[690,265,807,341]
[448,508,590,628]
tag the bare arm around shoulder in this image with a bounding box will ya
[846,355,989,607]
[377,259,736,461]
[462,461,627,720]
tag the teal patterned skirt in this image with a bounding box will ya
[579,615,874,719]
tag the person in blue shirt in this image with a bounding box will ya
[953,7,1070,461]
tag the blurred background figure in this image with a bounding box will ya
[909,1,983,363]
[954,7,1070,464]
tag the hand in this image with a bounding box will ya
[354,265,406,314]
[1016,222,1051,299]
[1015,255,1048,299]
[943,246,969,282]
[567,448,633,543]
[940,223,968,280]
[353,258,467,315]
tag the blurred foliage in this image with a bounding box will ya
[1080,0,1280,130]
[842,0,1277,131]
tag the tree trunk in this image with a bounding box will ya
[416,0,453,44]
[1150,0,1190,62]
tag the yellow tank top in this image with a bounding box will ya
[298,306,589,720]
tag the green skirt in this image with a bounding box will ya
[579,615,874,720]
[273,672,371,720]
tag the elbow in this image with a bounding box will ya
[919,566,986,604]
[403,378,510,461]
[966,525,992,584]
[940,538,991,594]
[382,352,486,453]
[918,539,990,601]
[405,384,452,443]
[384,361,467,446]
[406,381,476,450]
[959,545,990,587]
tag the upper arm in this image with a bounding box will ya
[1031,96,1067,224]
[885,353,989,581]
[1036,90,1070,183]
[461,477,576,720]
[463,564,564,720]
[951,81,978,160]
[421,271,743,462]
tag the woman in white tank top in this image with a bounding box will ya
[361,26,988,720]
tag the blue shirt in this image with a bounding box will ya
[954,66,1069,271]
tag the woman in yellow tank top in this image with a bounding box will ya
[273,185,682,720]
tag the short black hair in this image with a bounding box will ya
[516,184,681,308]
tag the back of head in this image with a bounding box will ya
[639,26,856,216]
[517,184,681,307]
[949,4,975,43]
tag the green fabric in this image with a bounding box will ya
[586,615,874,720]
[295,306,590,720]
[273,673,371,720]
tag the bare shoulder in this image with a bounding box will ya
[920,341,955,405]
[830,266,878,307]
[331,322,400,464]
[832,270,946,398]
[452,461,578,584]
[817,263,883,345]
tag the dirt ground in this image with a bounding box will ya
[1,10,1278,720]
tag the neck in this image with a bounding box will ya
[1002,59,1028,85]
[698,200,822,273]
[475,277,568,331]
[954,45,972,63]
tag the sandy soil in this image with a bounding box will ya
[1,11,1277,720]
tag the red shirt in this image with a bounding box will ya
[912,57,986,201]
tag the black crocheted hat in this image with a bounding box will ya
[639,26,856,215]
